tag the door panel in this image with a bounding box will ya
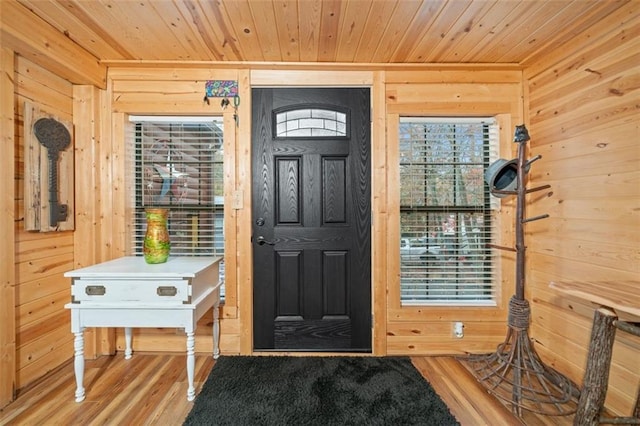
[252,88,371,352]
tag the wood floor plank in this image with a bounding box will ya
[0,354,577,425]
[90,355,169,424]
[124,355,186,425]
[413,357,523,425]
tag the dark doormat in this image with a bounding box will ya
[184,356,460,426]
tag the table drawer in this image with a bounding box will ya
[71,279,192,304]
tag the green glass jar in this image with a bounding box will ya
[143,208,170,264]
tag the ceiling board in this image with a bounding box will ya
[273,0,301,62]
[439,1,510,63]
[18,0,131,60]
[371,0,422,63]
[389,0,448,63]
[334,0,370,62]
[248,0,283,61]
[354,0,399,63]
[199,0,245,61]
[462,0,541,63]
[406,0,478,62]
[424,0,498,63]
[12,0,630,66]
[521,0,637,67]
[316,0,345,62]
[490,1,576,63]
[87,0,154,58]
[297,0,323,61]
[222,0,262,61]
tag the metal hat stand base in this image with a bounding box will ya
[460,125,580,417]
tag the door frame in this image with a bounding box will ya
[237,71,387,356]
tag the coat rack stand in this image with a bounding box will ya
[462,125,580,416]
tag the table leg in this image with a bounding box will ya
[124,327,133,360]
[213,301,220,359]
[186,331,196,401]
[574,307,618,426]
[73,330,86,402]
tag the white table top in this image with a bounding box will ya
[64,256,223,279]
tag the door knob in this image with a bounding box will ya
[256,236,276,246]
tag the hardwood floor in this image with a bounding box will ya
[0,354,575,425]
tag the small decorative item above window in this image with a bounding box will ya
[143,208,170,264]
[203,80,240,126]
[205,80,238,98]
[203,80,238,105]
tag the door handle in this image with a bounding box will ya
[256,236,276,246]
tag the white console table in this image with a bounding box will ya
[64,256,222,402]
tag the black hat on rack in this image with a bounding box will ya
[485,158,518,198]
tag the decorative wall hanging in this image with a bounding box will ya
[205,80,238,98]
[203,80,240,126]
[203,80,238,104]
[24,102,75,232]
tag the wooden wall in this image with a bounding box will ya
[13,56,75,392]
[1,47,17,408]
[102,67,526,359]
[383,70,524,355]
[1,2,107,407]
[105,67,250,356]
[524,5,639,417]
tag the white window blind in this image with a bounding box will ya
[399,118,499,306]
[128,116,225,298]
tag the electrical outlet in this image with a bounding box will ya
[452,321,464,338]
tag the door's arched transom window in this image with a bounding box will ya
[274,107,348,138]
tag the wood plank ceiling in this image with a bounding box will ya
[16,0,631,66]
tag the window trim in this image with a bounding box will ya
[386,112,511,319]
[127,115,226,299]
[398,117,498,307]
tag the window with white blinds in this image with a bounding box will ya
[399,118,499,306]
[128,116,225,298]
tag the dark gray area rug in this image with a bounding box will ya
[184,356,460,426]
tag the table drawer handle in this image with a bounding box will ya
[85,285,106,296]
[157,286,178,297]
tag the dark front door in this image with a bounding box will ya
[252,88,371,352]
